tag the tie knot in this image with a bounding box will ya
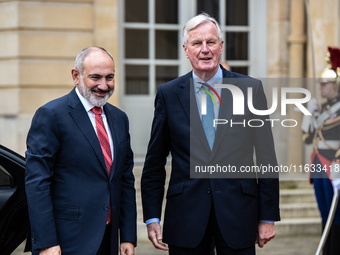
[91,106,102,115]
[198,81,212,92]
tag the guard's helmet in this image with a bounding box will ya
[320,46,340,85]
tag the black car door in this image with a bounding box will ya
[0,145,29,255]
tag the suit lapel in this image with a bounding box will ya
[68,89,108,175]
[211,74,239,157]
[190,80,212,153]
[175,73,191,122]
[211,82,233,155]
[177,72,212,154]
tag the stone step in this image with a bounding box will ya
[275,218,321,237]
[279,177,312,190]
[137,222,148,242]
[280,189,316,204]
[278,181,321,237]
[280,203,319,218]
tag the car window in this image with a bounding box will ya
[0,165,13,187]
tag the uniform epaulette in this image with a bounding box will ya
[302,133,310,142]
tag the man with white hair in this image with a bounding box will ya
[141,13,280,255]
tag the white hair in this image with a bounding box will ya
[182,13,223,45]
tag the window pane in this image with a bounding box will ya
[156,66,178,90]
[125,29,149,59]
[156,0,178,24]
[125,0,148,22]
[226,0,248,26]
[0,166,12,187]
[156,30,178,59]
[196,0,219,21]
[125,65,149,95]
[226,32,248,60]
[231,66,248,76]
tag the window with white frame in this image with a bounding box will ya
[120,0,266,96]
[122,0,180,96]
[119,0,267,159]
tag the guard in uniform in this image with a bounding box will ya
[302,46,340,255]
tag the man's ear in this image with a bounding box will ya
[219,40,224,55]
[183,44,189,59]
[71,68,80,85]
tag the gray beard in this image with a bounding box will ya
[78,79,113,107]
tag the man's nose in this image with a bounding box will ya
[201,42,209,53]
[97,78,109,90]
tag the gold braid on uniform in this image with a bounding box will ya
[335,149,340,158]
[313,115,340,152]
[317,130,338,151]
[313,128,320,152]
[323,115,340,128]
[302,133,310,142]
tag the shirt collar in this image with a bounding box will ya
[193,66,223,93]
[75,87,103,113]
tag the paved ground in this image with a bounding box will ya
[13,235,320,254]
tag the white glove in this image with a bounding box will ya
[332,178,340,196]
[301,98,318,133]
[306,98,318,114]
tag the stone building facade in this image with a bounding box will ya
[0,0,339,168]
[0,0,119,154]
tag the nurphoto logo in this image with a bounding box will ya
[200,83,312,128]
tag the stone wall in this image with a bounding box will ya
[0,0,119,155]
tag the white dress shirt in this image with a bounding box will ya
[75,87,114,161]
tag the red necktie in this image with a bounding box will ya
[91,106,112,223]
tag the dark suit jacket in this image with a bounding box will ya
[25,88,136,255]
[141,66,280,249]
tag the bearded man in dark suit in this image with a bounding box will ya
[25,46,136,255]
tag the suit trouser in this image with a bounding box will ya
[168,204,255,255]
[312,156,340,254]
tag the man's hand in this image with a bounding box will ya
[40,245,61,255]
[120,242,135,255]
[255,222,276,248]
[306,98,318,114]
[332,178,340,196]
[146,222,169,251]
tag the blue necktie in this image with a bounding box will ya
[202,87,215,150]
